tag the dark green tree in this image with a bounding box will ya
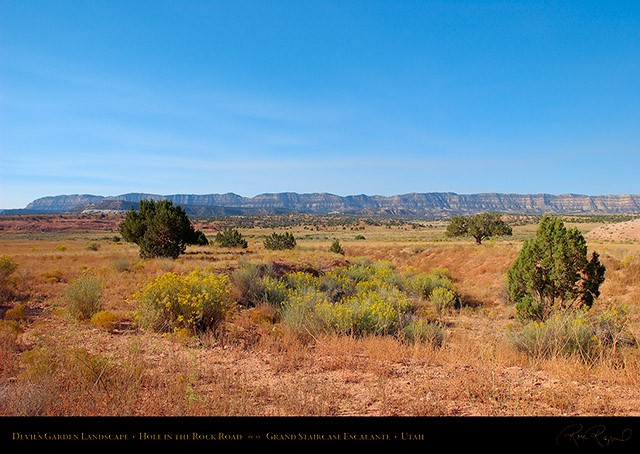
[445,212,512,244]
[192,230,209,246]
[507,216,606,321]
[263,232,296,250]
[118,199,206,259]
[215,227,248,248]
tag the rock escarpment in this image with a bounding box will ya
[13,192,640,217]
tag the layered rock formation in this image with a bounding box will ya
[11,192,640,217]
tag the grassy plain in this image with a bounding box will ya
[1,214,639,417]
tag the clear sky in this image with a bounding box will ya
[1,0,639,209]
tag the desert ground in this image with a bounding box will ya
[1,213,639,422]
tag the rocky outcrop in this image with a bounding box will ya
[14,192,640,217]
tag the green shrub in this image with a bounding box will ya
[328,239,345,255]
[65,274,104,320]
[214,227,247,248]
[191,230,209,246]
[131,269,235,334]
[260,276,290,306]
[263,232,296,250]
[405,271,456,299]
[41,269,65,283]
[0,320,24,349]
[507,216,606,322]
[280,288,330,337]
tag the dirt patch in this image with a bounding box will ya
[586,219,640,242]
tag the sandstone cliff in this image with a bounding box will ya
[15,192,640,217]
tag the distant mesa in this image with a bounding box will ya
[2,192,640,217]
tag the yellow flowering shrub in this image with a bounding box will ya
[260,276,290,305]
[430,287,457,312]
[131,269,234,333]
[320,288,413,336]
[230,258,456,343]
[285,271,319,290]
[90,310,121,332]
[279,260,435,338]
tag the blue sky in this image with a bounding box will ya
[1,0,639,209]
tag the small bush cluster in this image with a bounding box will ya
[131,269,235,334]
[235,258,455,343]
[264,232,296,250]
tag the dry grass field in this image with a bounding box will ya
[1,213,639,421]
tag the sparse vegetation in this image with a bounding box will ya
[0,212,639,418]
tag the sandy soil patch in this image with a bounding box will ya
[586,218,640,242]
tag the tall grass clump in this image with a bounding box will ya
[401,319,444,347]
[131,269,235,334]
[508,304,636,363]
[230,261,286,306]
[65,274,104,320]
